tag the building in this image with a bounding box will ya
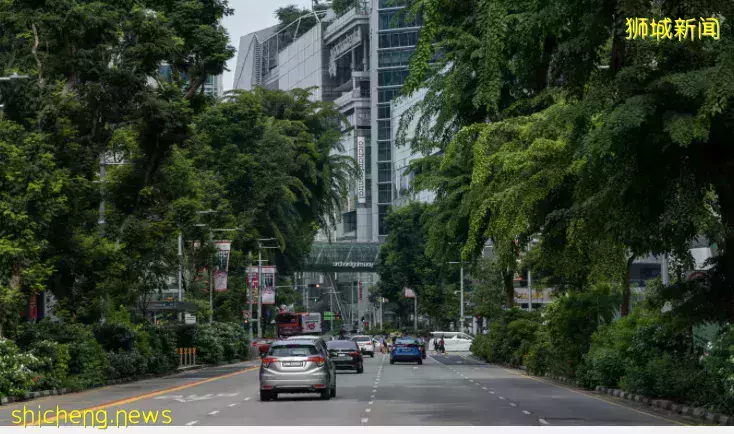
[157,63,224,98]
[233,0,428,330]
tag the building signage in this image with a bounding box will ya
[329,27,362,77]
[332,261,373,269]
[357,136,366,204]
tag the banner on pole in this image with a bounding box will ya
[404,288,416,298]
[214,241,231,292]
[246,266,277,304]
[357,137,366,204]
[358,281,363,301]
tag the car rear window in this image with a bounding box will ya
[269,345,319,357]
[327,341,358,350]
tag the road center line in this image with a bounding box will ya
[490,391,496,394]
[539,418,550,425]
[185,421,199,426]
[365,408,371,413]
[244,397,251,401]
[369,401,374,405]
[482,387,488,390]
[510,403,517,407]
[208,410,219,415]
[499,396,505,400]
[228,403,238,407]
[523,410,531,415]
[361,418,369,424]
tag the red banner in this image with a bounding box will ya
[358,281,363,301]
[29,295,38,320]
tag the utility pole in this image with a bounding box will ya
[528,269,533,312]
[414,293,418,332]
[248,252,253,342]
[208,229,214,323]
[256,238,277,339]
[329,288,334,331]
[350,280,354,329]
[178,232,183,323]
[460,263,464,333]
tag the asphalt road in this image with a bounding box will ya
[0,352,697,426]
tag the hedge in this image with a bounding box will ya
[0,320,251,399]
[470,286,734,415]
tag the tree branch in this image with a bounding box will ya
[31,23,45,89]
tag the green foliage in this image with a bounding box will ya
[471,308,540,367]
[27,340,71,390]
[0,339,42,398]
[331,0,362,15]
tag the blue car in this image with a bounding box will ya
[389,338,423,365]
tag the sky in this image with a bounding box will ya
[221,0,313,91]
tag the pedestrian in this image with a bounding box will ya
[439,337,445,353]
[433,337,439,352]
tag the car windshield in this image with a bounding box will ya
[327,341,357,350]
[269,345,318,357]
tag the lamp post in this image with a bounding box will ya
[448,261,465,333]
[257,238,278,338]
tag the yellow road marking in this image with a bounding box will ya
[17,366,259,426]
[501,368,688,426]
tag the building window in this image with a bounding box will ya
[378,183,392,203]
[378,88,400,103]
[377,104,391,119]
[379,10,422,30]
[365,144,371,175]
[378,163,392,183]
[377,140,391,161]
[378,120,392,140]
[378,49,414,67]
[379,0,409,7]
[343,211,357,233]
[378,69,410,87]
[378,205,391,235]
[379,31,418,49]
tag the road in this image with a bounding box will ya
[0,351,696,426]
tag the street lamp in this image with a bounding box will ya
[448,261,465,333]
[194,217,242,324]
[257,238,278,339]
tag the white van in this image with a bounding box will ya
[430,331,473,352]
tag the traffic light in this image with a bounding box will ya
[315,283,320,288]
[335,312,341,320]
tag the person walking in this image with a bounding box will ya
[439,337,445,354]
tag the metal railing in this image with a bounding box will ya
[325,6,370,38]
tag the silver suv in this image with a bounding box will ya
[259,340,336,401]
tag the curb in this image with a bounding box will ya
[0,359,253,407]
[594,386,732,426]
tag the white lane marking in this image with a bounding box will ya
[370,394,375,398]
[510,403,517,407]
[228,403,238,407]
[539,419,550,425]
[244,397,251,401]
[490,391,496,394]
[523,411,531,415]
[482,387,488,390]
[185,421,199,426]
[372,389,377,392]
[208,410,219,415]
[365,408,372,413]
[369,400,374,405]
[361,418,369,424]
[499,396,506,400]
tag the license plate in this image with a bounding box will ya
[281,361,303,367]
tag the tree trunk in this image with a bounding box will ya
[620,255,635,317]
[503,269,515,308]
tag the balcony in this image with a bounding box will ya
[324,6,370,43]
[335,87,371,114]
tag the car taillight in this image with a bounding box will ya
[262,357,278,368]
[307,355,325,367]
[349,351,360,358]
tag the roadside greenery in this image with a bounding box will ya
[0,320,249,398]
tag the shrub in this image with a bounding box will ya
[27,340,71,391]
[59,324,110,390]
[0,339,43,398]
[143,326,178,374]
[194,325,224,365]
[108,349,147,379]
[94,323,136,352]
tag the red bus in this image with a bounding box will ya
[276,312,303,337]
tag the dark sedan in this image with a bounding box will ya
[326,340,364,373]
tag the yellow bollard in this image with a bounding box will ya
[193,347,197,366]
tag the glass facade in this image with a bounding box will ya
[375,1,419,236]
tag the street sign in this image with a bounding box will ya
[324,312,334,320]
[242,310,251,319]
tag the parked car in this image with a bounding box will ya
[326,340,364,373]
[351,335,375,357]
[390,338,423,365]
[259,340,336,401]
